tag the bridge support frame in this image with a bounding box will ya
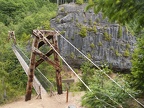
[25,30,62,101]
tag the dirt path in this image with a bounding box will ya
[0,92,85,108]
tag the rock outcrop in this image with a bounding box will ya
[50,3,136,72]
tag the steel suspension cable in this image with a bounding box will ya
[42,35,120,108]
[55,30,144,108]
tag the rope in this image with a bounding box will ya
[54,29,144,108]
[43,34,118,108]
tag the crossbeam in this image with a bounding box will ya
[25,30,63,101]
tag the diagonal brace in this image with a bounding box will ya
[35,49,54,67]
[33,48,61,70]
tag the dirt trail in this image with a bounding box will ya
[0,92,84,108]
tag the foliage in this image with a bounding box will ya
[85,0,144,31]
[78,62,95,90]
[118,25,122,38]
[129,37,144,93]
[104,32,111,41]
[98,42,102,46]
[76,0,84,5]
[87,25,97,33]
[79,25,87,38]
[90,43,95,49]
[115,50,121,57]
[85,0,144,95]
[81,67,138,108]
[123,49,130,57]
[0,0,58,104]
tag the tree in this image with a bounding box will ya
[85,0,144,93]
[81,65,138,108]
[86,0,144,32]
[128,36,144,93]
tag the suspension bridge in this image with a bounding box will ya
[8,30,144,108]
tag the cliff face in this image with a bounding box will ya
[50,3,136,72]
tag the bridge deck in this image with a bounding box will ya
[12,45,47,95]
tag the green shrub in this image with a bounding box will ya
[104,32,111,41]
[82,77,137,108]
[98,42,103,46]
[93,22,97,25]
[123,49,130,57]
[118,25,122,38]
[76,0,84,5]
[115,50,121,57]
[70,52,75,58]
[89,19,92,26]
[90,43,95,49]
[79,25,87,38]
[60,30,65,35]
[87,53,92,59]
[126,43,130,49]
[71,36,74,40]
[81,65,138,108]
[60,7,65,12]
[87,26,97,33]
[110,46,114,50]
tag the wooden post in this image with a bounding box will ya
[66,83,69,103]
[62,79,74,103]
[53,35,63,94]
[25,36,39,101]
[36,86,42,99]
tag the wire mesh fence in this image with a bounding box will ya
[14,45,55,93]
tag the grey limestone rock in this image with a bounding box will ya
[50,3,136,72]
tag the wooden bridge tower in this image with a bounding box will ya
[25,30,62,101]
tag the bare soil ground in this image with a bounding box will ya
[0,92,85,108]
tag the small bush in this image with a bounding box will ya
[60,7,65,12]
[87,26,97,33]
[104,32,111,41]
[79,25,87,38]
[70,52,75,58]
[126,43,130,49]
[98,42,103,46]
[123,49,130,57]
[76,0,84,5]
[110,46,114,50]
[90,43,95,49]
[115,50,121,57]
[87,53,92,59]
[118,25,122,38]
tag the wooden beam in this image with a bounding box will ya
[53,35,63,94]
[62,79,74,83]
[32,30,62,95]
[35,49,54,67]
[34,48,61,70]
[25,37,39,101]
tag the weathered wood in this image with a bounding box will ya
[33,30,63,95]
[8,31,17,45]
[35,49,54,67]
[25,37,39,101]
[34,48,61,69]
[62,79,74,103]
[62,79,74,83]
[53,35,63,94]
